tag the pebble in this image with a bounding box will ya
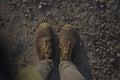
[25,14,28,17]
[116,53,120,57]
[110,58,114,62]
[34,17,38,20]
[38,2,48,10]
[96,48,99,52]
[38,4,43,9]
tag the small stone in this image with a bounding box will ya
[9,7,13,10]
[10,1,15,5]
[34,17,38,20]
[110,58,114,62]
[96,48,99,52]
[100,5,104,8]
[26,9,30,13]
[55,17,58,21]
[43,17,46,21]
[38,4,43,9]
[41,2,47,6]
[25,14,28,17]
[117,53,120,57]
[107,41,110,45]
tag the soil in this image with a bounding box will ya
[0,0,120,80]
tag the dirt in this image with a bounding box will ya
[0,0,120,80]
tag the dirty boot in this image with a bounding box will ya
[59,24,77,61]
[35,23,53,60]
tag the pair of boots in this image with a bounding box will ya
[35,23,77,62]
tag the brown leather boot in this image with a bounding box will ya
[59,24,77,61]
[35,23,53,60]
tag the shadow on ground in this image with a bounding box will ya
[73,31,93,80]
[51,29,60,80]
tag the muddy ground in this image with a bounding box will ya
[0,0,120,80]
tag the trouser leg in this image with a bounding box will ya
[35,59,54,80]
[59,61,85,80]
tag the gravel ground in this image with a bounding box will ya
[0,0,120,80]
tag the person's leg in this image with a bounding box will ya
[35,59,54,80]
[59,61,85,80]
[35,23,54,80]
[59,24,85,80]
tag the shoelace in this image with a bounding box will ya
[63,41,71,56]
[40,39,51,58]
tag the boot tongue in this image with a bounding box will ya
[62,41,72,61]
